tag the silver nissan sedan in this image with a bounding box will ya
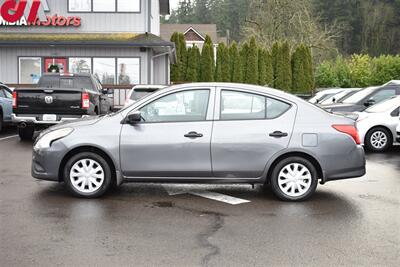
[32,83,366,201]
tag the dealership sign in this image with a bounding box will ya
[0,0,81,27]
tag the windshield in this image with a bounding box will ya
[320,91,349,104]
[365,97,399,113]
[342,87,376,104]
[131,88,159,101]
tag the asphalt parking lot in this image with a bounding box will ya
[0,127,399,267]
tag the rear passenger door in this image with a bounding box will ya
[211,88,297,179]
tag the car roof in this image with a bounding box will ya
[133,84,166,89]
[42,73,93,77]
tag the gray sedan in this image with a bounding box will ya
[32,83,366,201]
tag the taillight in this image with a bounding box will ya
[12,91,17,108]
[82,92,90,109]
[332,125,361,145]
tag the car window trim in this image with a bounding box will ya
[218,89,293,122]
[134,88,212,124]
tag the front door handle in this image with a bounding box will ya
[269,131,288,138]
[184,131,203,138]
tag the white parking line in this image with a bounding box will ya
[164,185,251,205]
[0,135,18,141]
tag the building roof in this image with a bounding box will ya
[0,32,174,47]
[160,24,218,44]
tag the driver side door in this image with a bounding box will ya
[120,87,215,178]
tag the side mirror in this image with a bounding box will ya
[364,99,375,107]
[125,111,142,125]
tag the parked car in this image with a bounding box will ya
[356,96,400,152]
[308,88,344,104]
[0,82,13,132]
[124,85,166,107]
[319,88,361,105]
[12,73,113,140]
[32,83,365,201]
[323,81,400,113]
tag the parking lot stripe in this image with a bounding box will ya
[0,135,18,141]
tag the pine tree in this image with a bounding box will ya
[258,48,267,85]
[215,43,225,81]
[229,42,242,83]
[240,42,249,82]
[245,37,258,84]
[271,41,280,86]
[220,43,230,82]
[178,33,188,81]
[274,41,292,91]
[200,43,214,82]
[170,32,180,82]
[204,35,215,74]
[291,44,306,93]
[186,45,200,82]
[304,45,314,92]
[265,49,274,87]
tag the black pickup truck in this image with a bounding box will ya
[12,73,113,140]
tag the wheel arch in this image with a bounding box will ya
[265,151,324,185]
[58,146,117,185]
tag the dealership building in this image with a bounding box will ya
[0,0,174,86]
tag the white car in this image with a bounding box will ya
[309,88,346,104]
[356,96,400,152]
[319,88,361,105]
[124,85,166,107]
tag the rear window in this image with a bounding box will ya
[38,76,93,90]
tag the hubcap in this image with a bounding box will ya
[70,159,105,194]
[278,163,312,197]
[370,131,387,149]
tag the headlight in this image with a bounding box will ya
[34,128,74,150]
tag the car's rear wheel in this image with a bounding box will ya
[365,127,392,152]
[63,152,112,198]
[270,156,318,201]
[18,126,34,140]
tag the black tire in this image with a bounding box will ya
[365,127,392,153]
[63,152,112,198]
[18,126,34,140]
[270,156,318,202]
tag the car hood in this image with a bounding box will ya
[38,115,105,137]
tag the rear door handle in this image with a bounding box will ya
[184,131,203,138]
[269,131,288,138]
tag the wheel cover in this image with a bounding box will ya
[278,163,312,197]
[370,131,388,149]
[69,159,105,194]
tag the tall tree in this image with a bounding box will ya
[274,41,292,91]
[200,43,214,82]
[258,48,267,85]
[240,42,249,82]
[204,35,215,74]
[170,32,180,82]
[265,50,274,87]
[186,45,201,82]
[244,37,259,84]
[229,42,242,83]
[177,33,188,81]
[215,43,230,81]
[292,44,307,93]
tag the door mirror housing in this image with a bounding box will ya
[364,99,376,107]
[125,111,142,124]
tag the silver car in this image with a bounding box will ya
[32,83,366,201]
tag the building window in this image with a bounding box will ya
[118,0,140,12]
[69,58,92,74]
[93,0,116,12]
[69,0,91,12]
[19,57,41,84]
[93,58,116,84]
[68,0,140,12]
[118,58,140,85]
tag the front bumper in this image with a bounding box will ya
[12,114,87,125]
[31,141,68,182]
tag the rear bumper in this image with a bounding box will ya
[322,145,366,183]
[12,113,88,125]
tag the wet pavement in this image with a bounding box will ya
[0,128,399,266]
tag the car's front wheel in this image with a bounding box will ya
[365,127,392,153]
[63,152,112,198]
[270,156,318,201]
